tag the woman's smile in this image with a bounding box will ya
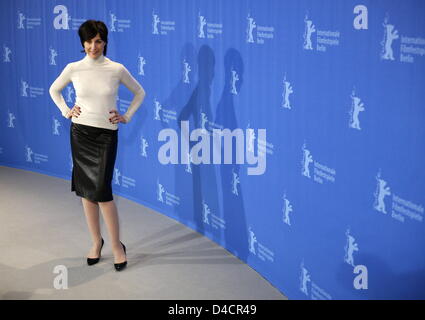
[84,33,105,58]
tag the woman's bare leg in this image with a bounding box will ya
[98,200,126,263]
[81,197,103,258]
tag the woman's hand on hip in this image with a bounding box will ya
[66,105,81,119]
[109,110,127,124]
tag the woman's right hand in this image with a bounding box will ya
[66,105,81,119]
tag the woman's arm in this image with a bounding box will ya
[49,63,73,118]
[119,65,146,123]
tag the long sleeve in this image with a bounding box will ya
[120,65,146,123]
[49,63,73,118]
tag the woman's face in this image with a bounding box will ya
[84,33,105,59]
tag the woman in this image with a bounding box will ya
[49,20,146,271]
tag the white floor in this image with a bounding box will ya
[0,166,287,300]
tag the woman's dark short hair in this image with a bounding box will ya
[78,20,108,55]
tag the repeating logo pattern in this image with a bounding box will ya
[152,10,176,36]
[282,75,294,110]
[156,179,180,207]
[231,169,240,196]
[202,199,226,230]
[348,88,365,130]
[113,168,136,189]
[109,12,131,32]
[301,143,336,184]
[49,47,58,65]
[381,14,425,64]
[198,12,223,39]
[246,13,274,45]
[20,79,44,98]
[248,226,275,263]
[52,117,61,135]
[24,145,48,164]
[282,192,293,226]
[3,45,12,62]
[344,228,359,267]
[381,16,399,61]
[299,261,332,300]
[140,136,149,158]
[138,54,146,76]
[2,2,423,300]
[153,98,177,123]
[303,13,340,52]
[373,171,423,223]
[182,59,191,84]
[7,111,16,128]
[17,10,41,29]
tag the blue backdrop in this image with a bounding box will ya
[1,0,424,299]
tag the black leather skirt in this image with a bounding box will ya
[70,122,118,202]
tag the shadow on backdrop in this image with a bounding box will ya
[177,45,220,239]
[214,48,248,262]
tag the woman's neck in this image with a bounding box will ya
[83,53,105,65]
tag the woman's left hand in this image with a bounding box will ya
[109,110,127,124]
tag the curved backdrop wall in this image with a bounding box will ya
[1,0,424,299]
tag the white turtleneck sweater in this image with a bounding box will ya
[49,54,145,130]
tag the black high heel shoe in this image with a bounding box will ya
[87,238,104,266]
[114,242,127,271]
